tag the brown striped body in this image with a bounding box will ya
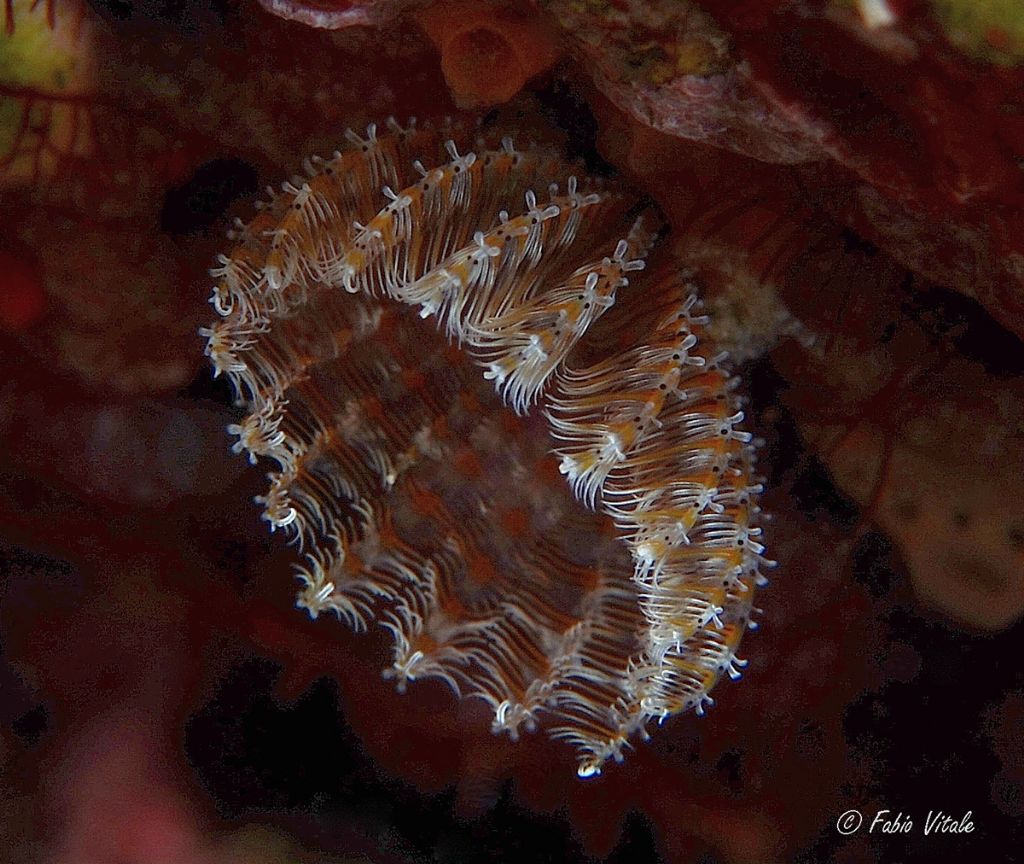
[202,118,772,776]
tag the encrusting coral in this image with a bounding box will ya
[256,0,417,30]
[549,0,1024,343]
[203,117,771,777]
[541,0,823,164]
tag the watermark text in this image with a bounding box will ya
[835,809,975,837]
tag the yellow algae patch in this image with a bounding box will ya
[930,0,1024,65]
[0,0,95,187]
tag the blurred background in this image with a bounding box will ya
[1,0,1023,861]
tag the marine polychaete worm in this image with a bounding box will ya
[201,117,773,778]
